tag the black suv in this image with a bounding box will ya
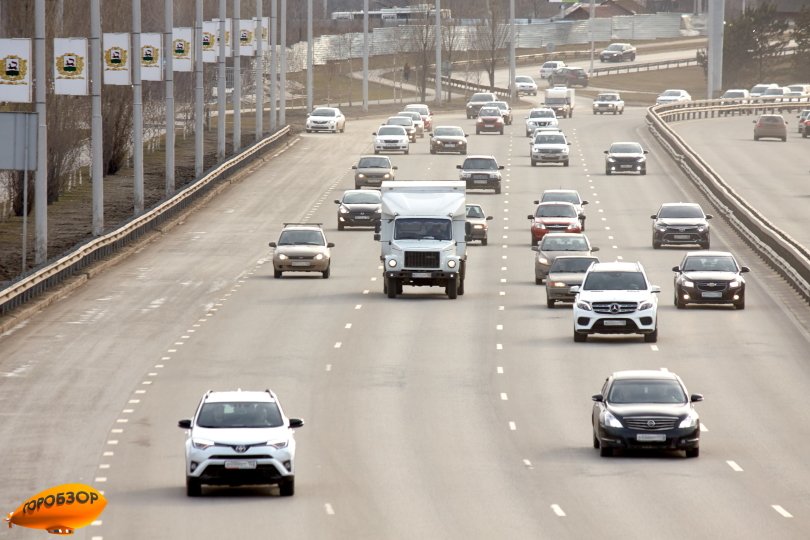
[465,92,497,119]
[651,203,712,249]
[548,67,588,88]
[599,43,636,62]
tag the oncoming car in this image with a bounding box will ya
[465,204,493,245]
[335,189,382,230]
[305,106,346,133]
[672,251,749,309]
[373,125,410,154]
[476,106,505,135]
[592,370,702,458]
[353,155,397,189]
[430,125,468,155]
[178,389,305,497]
[524,108,559,137]
[268,223,334,279]
[604,142,648,175]
[457,155,504,194]
[515,75,538,96]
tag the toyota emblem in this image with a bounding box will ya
[234,445,248,453]
[646,420,656,428]
[610,303,620,313]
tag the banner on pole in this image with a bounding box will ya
[54,38,88,95]
[202,22,217,63]
[0,39,32,103]
[103,33,131,85]
[213,18,232,58]
[172,28,194,71]
[260,17,269,48]
[239,19,256,57]
[139,33,162,81]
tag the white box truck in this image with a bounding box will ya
[544,86,575,118]
[375,181,467,299]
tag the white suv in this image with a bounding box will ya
[571,261,660,343]
[178,389,304,497]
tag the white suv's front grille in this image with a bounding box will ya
[592,301,638,314]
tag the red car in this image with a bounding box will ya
[476,106,504,135]
[528,202,582,245]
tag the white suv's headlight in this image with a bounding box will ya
[268,440,289,449]
[192,438,215,450]
[638,300,655,311]
[679,411,700,429]
[575,299,592,311]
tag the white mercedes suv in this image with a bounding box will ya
[178,389,304,497]
[571,261,660,343]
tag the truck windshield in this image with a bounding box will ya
[394,218,452,241]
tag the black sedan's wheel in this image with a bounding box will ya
[675,290,686,309]
[593,433,600,449]
[735,296,745,310]
[685,448,700,458]
[600,446,612,457]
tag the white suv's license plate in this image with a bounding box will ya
[225,460,257,470]
[604,320,626,326]
[413,272,431,278]
[636,433,666,442]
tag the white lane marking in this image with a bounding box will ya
[499,306,505,311]
[173,342,184,346]
[509,421,517,431]
[650,345,659,352]
[99,464,110,469]
[161,356,171,360]
[334,342,342,349]
[612,245,618,249]
[772,505,793,518]
[111,428,123,434]
[345,323,352,329]
[326,364,332,371]
[504,226,509,230]
[727,461,743,472]
[502,235,508,239]
[141,381,152,385]
[502,244,507,248]
[325,503,335,515]
[103,451,114,457]
[95,477,107,482]
[122,409,134,414]
[371,277,377,282]
[135,390,146,394]
[523,459,533,469]
[363,290,370,294]
[107,440,118,445]
[501,266,507,271]
[167,349,177,353]
[550,504,566,517]
[147,372,157,377]
[617,255,623,260]
[502,255,507,260]
[128,399,140,404]
[500,393,508,401]
[497,366,504,374]
[604,226,611,230]
[500,278,507,283]
[499,291,506,296]
[496,344,503,350]
[155,364,164,369]
[116,419,128,424]
[608,235,614,240]
[496,325,503,330]
[355,305,362,310]
[598,208,604,213]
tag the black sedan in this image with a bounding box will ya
[604,142,648,175]
[430,125,468,155]
[335,189,382,230]
[672,251,749,309]
[592,370,702,458]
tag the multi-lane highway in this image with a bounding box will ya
[2,94,810,539]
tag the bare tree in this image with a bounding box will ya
[473,0,509,89]
[441,17,463,102]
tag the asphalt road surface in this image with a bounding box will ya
[2,97,810,539]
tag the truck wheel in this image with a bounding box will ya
[446,278,458,299]
[386,277,398,298]
[458,277,465,296]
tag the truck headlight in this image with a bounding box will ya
[387,259,398,268]
[447,259,457,269]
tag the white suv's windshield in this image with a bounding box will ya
[197,401,283,428]
[583,271,647,290]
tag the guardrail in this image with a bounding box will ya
[0,126,291,318]
[648,99,810,304]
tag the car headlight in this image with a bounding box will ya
[561,147,569,154]
[682,280,694,288]
[575,299,592,311]
[314,253,324,260]
[566,223,579,231]
[192,438,215,450]
[339,206,349,214]
[356,173,365,179]
[268,440,289,449]
[538,257,550,265]
[531,222,546,230]
[638,300,655,311]
[550,281,567,288]
[637,156,647,162]
[476,119,483,124]
[460,173,471,179]
[728,279,741,288]
[678,411,700,429]
[697,225,707,232]
[387,258,398,268]
[607,156,616,162]
[655,224,667,232]
[532,146,541,152]
[278,253,289,261]
[447,259,457,269]
[383,173,391,179]
[435,140,443,145]
[601,410,623,428]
